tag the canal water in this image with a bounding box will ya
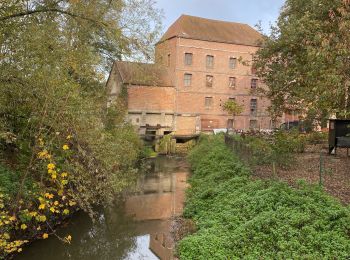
[15,157,189,260]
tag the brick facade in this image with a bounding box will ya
[107,15,279,136]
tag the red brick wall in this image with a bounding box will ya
[127,86,175,112]
[157,38,272,131]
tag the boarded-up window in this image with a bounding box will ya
[229,57,237,69]
[184,73,192,86]
[251,79,258,89]
[185,53,193,66]
[201,119,219,130]
[227,119,234,129]
[250,99,257,116]
[205,97,213,109]
[229,77,236,88]
[206,75,213,87]
[250,120,258,129]
[206,55,214,68]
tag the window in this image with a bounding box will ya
[206,55,214,69]
[184,73,192,86]
[229,57,237,69]
[251,54,257,75]
[227,119,234,129]
[249,120,258,129]
[251,79,258,89]
[184,53,193,66]
[205,97,213,109]
[206,75,213,87]
[229,77,236,88]
[167,54,171,67]
[250,99,257,116]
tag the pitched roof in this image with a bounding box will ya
[159,15,263,47]
[115,61,172,87]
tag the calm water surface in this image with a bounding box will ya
[16,157,189,260]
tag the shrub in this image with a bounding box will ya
[178,137,350,259]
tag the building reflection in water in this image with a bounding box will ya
[124,157,189,260]
[15,157,188,260]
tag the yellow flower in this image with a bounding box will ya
[61,180,68,185]
[62,144,69,151]
[54,201,59,206]
[65,235,72,244]
[38,215,46,222]
[47,163,55,170]
[63,209,70,215]
[38,204,46,210]
[51,174,57,179]
[66,135,72,140]
[44,193,54,199]
[38,150,48,159]
[9,216,16,222]
[68,200,76,207]
[42,233,49,239]
[29,212,37,217]
[49,207,55,213]
[61,172,68,178]
[20,224,27,230]
[17,248,22,252]
[38,138,44,146]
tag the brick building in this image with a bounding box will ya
[107,15,277,137]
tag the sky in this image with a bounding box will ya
[155,0,286,34]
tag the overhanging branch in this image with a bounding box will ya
[0,8,106,26]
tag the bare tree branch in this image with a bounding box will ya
[0,7,106,26]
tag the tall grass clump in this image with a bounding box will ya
[178,136,350,259]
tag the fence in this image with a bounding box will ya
[224,134,337,187]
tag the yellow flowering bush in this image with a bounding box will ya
[0,137,75,258]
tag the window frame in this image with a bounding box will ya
[250,98,258,116]
[229,57,237,69]
[167,54,171,67]
[184,53,193,66]
[205,96,213,110]
[184,73,192,87]
[251,78,258,89]
[206,75,213,88]
[229,77,236,88]
[206,55,214,69]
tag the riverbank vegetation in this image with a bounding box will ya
[178,136,350,259]
[0,0,161,257]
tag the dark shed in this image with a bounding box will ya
[328,119,350,154]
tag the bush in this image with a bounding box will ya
[306,131,328,144]
[178,137,350,259]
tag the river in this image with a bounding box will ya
[15,156,189,260]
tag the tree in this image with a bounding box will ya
[223,100,244,131]
[0,1,162,254]
[255,0,350,122]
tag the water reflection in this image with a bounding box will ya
[16,156,188,260]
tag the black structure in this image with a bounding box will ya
[328,119,350,155]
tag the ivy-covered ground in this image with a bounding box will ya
[177,136,350,259]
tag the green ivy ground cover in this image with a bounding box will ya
[178,136,350,259]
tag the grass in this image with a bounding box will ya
[177,135,350,259]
